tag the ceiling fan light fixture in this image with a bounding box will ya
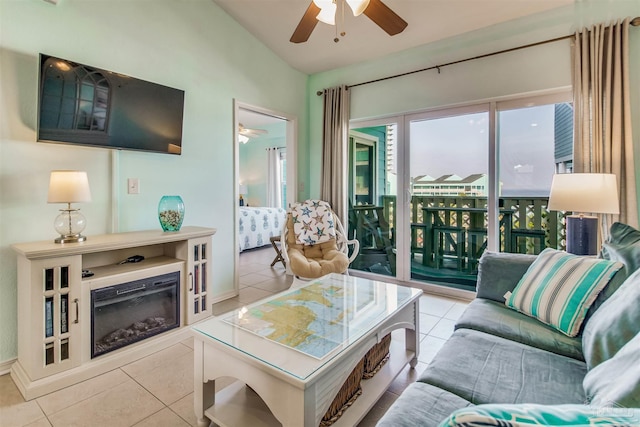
[238,134,249,144]
[346,0,369,16]
[315,2,336,25]
[312,0,333,10]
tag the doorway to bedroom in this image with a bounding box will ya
[235,102,297,295]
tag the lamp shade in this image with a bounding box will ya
[346,0,370,16]
[238,184,247,195]
[548,173,619,214]
[315,1,336,25]
[47,171,92,203]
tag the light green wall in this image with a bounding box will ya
[307,1,640,204]
[239,122,287,207]
[0,0,307,363]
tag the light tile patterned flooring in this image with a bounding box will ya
[0,247,469,427]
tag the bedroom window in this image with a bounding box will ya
[279,150,287,209]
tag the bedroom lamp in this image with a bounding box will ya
[47,170,92,243]
[548,173,619,255]
[239,184,247,206]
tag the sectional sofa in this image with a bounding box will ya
[378,222,640,426]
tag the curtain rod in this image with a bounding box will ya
[316,16,640,96]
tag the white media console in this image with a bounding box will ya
[11,226,216,400]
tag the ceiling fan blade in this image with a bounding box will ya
[363,0,408,36]
[290,2,321,43]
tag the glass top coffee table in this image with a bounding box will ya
[192,273,421,427]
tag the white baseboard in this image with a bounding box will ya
[0,358,16,376]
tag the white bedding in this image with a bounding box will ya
[238,206,286,251]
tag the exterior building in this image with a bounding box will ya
[412,174,489,196]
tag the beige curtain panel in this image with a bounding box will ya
[320,85,350,223]
[573,17,638,234]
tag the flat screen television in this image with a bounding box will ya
[37,54,185,155]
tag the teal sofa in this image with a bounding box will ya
[377,223,640,427]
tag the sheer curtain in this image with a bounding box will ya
[573,17,638,235]
[320,85,350,223]
[266,147,282,208]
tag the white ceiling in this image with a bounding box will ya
[212,0,573,75]
[239,108,286,129]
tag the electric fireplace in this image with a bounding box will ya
[91,271,180,358]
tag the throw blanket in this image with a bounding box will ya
[291,200,336,245]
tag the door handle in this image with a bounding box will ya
[73,298,79,324]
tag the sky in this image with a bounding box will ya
[409,105,557,196]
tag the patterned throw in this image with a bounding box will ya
[438,403,640,426]
[291,200,336,246]
[505,248,623,337]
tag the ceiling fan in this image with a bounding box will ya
[290,0,408,44]
[238,123,268,144]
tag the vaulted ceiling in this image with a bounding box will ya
[212,0,573,74]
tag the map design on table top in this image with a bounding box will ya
[223,279,383,359]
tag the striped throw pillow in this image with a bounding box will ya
[505,248,623,337]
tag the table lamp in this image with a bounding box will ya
[47,170,92,243]
[239,184,247,206]
[548,173,619,255]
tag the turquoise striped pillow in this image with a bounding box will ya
[505,249,623,337]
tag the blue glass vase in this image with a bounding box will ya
[158,195,184,232]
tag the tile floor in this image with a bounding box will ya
[0,246,469,427]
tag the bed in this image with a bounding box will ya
[238,206,287,252]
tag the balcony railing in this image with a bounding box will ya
[378,195,567,259]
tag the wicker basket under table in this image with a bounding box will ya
[320,358,365,426]
[362,333,392,379]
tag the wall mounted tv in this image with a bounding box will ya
[37,54,185,155]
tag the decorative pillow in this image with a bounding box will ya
[582,267,640,369]
[291,200,336,246]
[505,248,623,337]
[584,332,640,409]
[438,403,640,427]
[600,222,640,274]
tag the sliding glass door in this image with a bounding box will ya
[407,106,489,291]
[497,96,573,256]
[348,121,400,278]
[348,92,572,292]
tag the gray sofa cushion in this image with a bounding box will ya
[582,267,640,369]
[455,299,583,361]
[475,251,536,303]
[583,332,640,409]
[418,329,587,405]
[376,382,473,427]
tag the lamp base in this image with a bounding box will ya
[54,234,87,244]
[566,215,598,255]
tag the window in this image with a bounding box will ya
[349,91,573,291]
[349,132,378,206]
[279,150,287,209]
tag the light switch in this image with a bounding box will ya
[127,178,140,194]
